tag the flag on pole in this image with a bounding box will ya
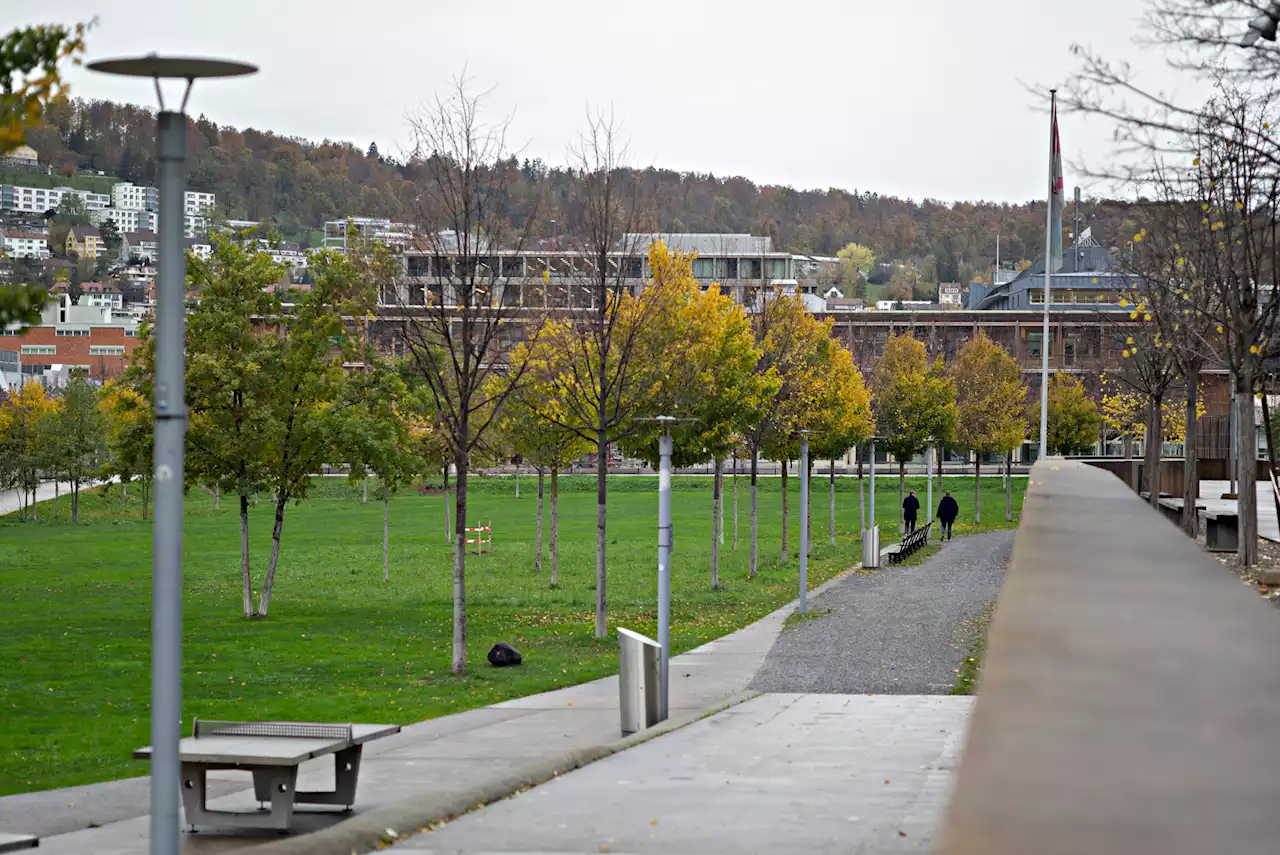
[1048,93,1064,274]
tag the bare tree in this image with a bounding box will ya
[537,113,658,639]
[395,78,542,672]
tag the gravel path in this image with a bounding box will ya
[750,530,1013,694]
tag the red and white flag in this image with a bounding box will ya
[1048,93,1064,274]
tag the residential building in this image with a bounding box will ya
[66,226,104,258]
[112,181,158,212]
[324,217,413,251]
[184,190,215,217]
[1,230,50,259]
[184,237,213,259]
[939,282,964,306]
[3,144,39,167]
[80,281,125,310]
[0,293,140,383]
[92,206,158,233]
[121,230,159,263]
[253,239,309,271]
[1,184,108,214]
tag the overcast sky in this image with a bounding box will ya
[5,0,1200,203]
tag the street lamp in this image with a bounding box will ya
[1241,2,1280,46]
[88,54,256,855]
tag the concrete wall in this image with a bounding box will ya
[937,459,1280,855]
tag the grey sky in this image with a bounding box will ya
[6,0,1192,203]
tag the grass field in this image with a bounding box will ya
[0,472,1024,795]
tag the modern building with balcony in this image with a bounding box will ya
[324,217,414,252]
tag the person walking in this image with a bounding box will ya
[902,490,920,534]
[937,490,959,540]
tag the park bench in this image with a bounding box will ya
[1156,496,1204,526]
[887,522,931,565]
[134,719,400,832]
[1202,510,1240,553]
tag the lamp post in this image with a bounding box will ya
[798,431,810,615]
[926,441,934,534]
[88,55,256,855]
[1241,2,1280,46]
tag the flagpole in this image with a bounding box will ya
[1038,89,1056,459]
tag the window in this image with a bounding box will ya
[692,258,716,279]
[56,329,90,337]
[766,258,788,279]
[1064,332,1078,366]
[718,258,739,279]
[21,344,55,355]
[89,345,125,356]
[124,330,138,337]
[740,258,762,279]
[1029,287,1046,304]
[1027,331,1055,359]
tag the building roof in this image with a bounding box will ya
[625,233,776,255]
[82,281,122,294]
[2,231,47,240]
[73,227,102,239]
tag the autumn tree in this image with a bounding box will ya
[52,374,103,522]
[870,334,956,532]
[99,376,153,520]
[183,236,285,616]
[836,242,875,298]
[809,344,875,546]
[1045,374,1102,455]
[952,333,1027,524]
[0,380,57,520]
[621,244,764,589]
[395,78,541,669]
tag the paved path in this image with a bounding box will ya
[392,694,974,855]
[751,531,1012,695]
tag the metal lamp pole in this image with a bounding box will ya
[926,441,934,533]
[657,426,673,720]
[798,432,809,614]
[88,56,256,855]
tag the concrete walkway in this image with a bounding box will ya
[13,579,818,855]
[392,694,974,855]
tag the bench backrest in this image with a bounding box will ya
[192,720,354,742]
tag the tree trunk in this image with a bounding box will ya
[443,465,452,544]
[121,482,127,513]
[974,456,981,525]
[1143,397,1163,507]
[711,456,722,590]
[1122,433,1134,460]
[362,476,367,505]
[240,493,253,617]
[142,478,150,522]
[732,454,739,552]
[53,480,59,520]
[1005,451,1013,522]
[1259,376,1280,543]
[749,449,759,578]
[383,495,390,582]
[829,460,837,546]
[257,494,288,616]
[535,470,544,573]
[1183,372,1201,537]
[1236,368,1259,567]
[718,460,725,546]
[71,479,79,523]
[214,486,220,512]
[550,467,560,587]
[452,453,469,673]
[595,428,608,639]
[780,459,789,563]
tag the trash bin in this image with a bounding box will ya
[617,627,663,735]
[862,525,881,568]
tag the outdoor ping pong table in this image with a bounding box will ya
[135,719,400,831]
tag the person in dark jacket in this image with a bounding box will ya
[902,490,920,533]
[937,491,959,540]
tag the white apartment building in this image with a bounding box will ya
[121,230,160,263]
[184,191,215,217]
[1,184,109,214]
[80,282,125,310]
[1,230,50,259]
[112,182,158,212]
[323,217,413,251]
[253,239,309,271]
[92,207,158,233]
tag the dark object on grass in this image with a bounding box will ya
[488,643,523,667]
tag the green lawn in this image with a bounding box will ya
[0,473,1024,795]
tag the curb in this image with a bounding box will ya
[231,690,759,855]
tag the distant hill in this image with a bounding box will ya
[23,97,1143,275]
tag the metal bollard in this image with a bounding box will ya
[862,524,881,569]
[617,628,663,735]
